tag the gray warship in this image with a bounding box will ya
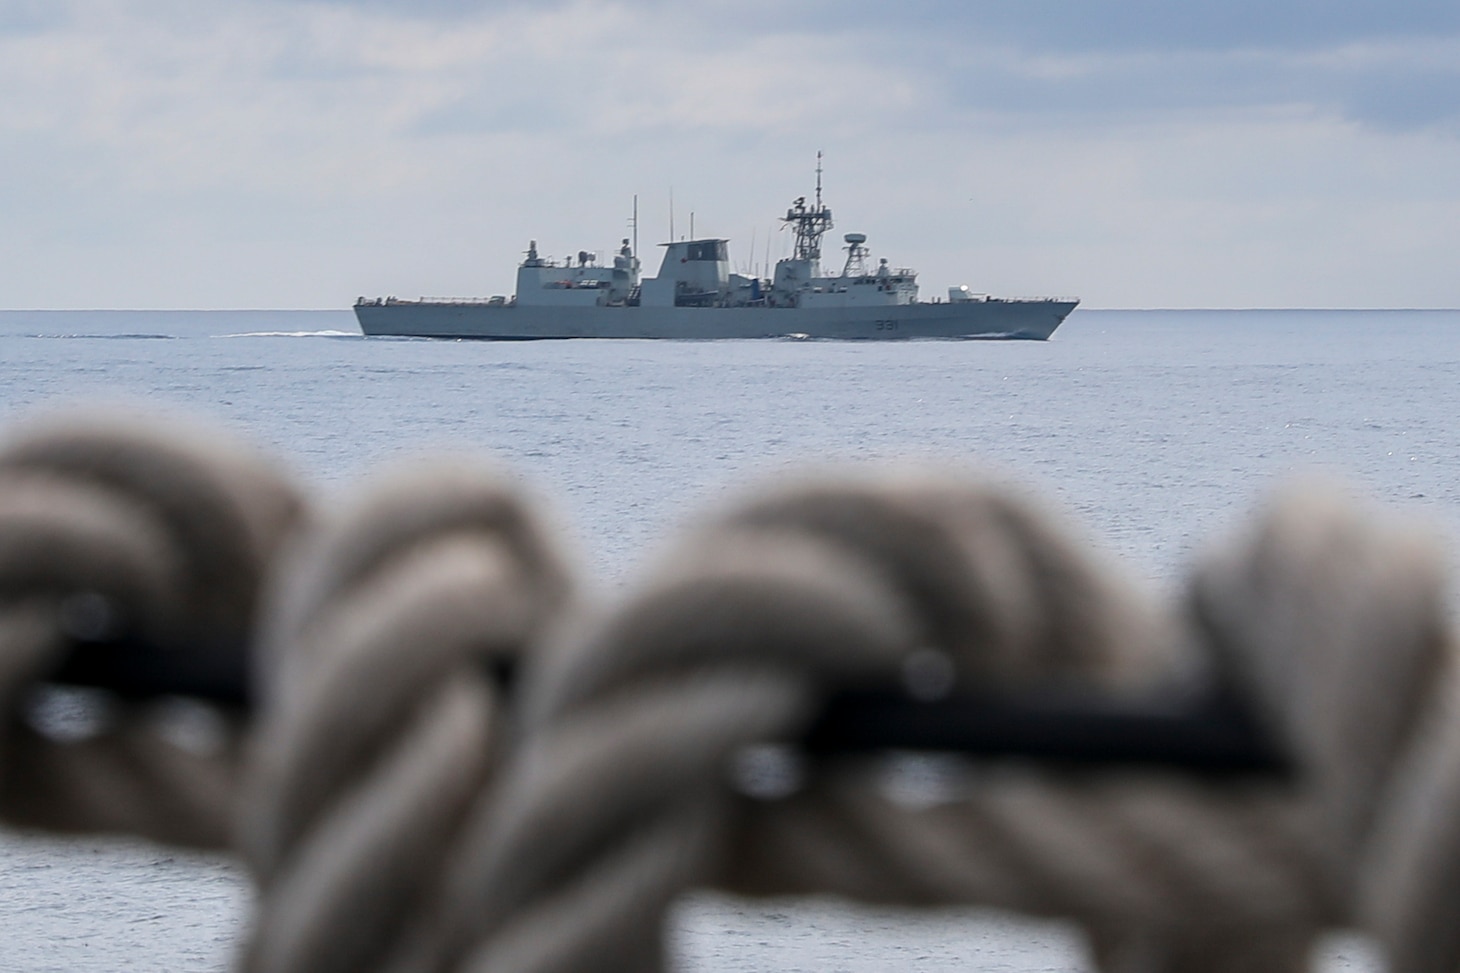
[355,164,1077,340]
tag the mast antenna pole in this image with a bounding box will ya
[782,151,833,266]
[669,188,674,242]
[816,149,823,210]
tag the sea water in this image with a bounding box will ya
[3,307,1455,970]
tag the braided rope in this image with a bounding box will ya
[2,407,1455,972]
[237,461,574,973]
[368,472,1158,973]
[388,473,1447,973]
[0,408,302,847]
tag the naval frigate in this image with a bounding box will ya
[355,162,1078,341]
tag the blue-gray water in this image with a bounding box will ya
[3,307,1454,970]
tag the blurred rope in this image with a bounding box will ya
[0,407,302,847]
[1,407,1458,973]
[381,475,1450,973]
[236,462,574,973]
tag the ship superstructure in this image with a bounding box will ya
[514,239,641,307]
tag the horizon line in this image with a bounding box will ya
[1,306,1458,314]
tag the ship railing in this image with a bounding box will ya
[415,297,514,305]
[924,295,1080,305]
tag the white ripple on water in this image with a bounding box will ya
[214,330,362,338]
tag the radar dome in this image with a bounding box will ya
[843,232,867,245]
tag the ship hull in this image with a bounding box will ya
[354,298,1076,341]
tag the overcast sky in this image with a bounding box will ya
[3,0,1458,308]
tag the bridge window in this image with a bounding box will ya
[686,241,726,262]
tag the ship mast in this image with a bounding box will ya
[782,151,834,266]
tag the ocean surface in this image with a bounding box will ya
[3,306,1456,970]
